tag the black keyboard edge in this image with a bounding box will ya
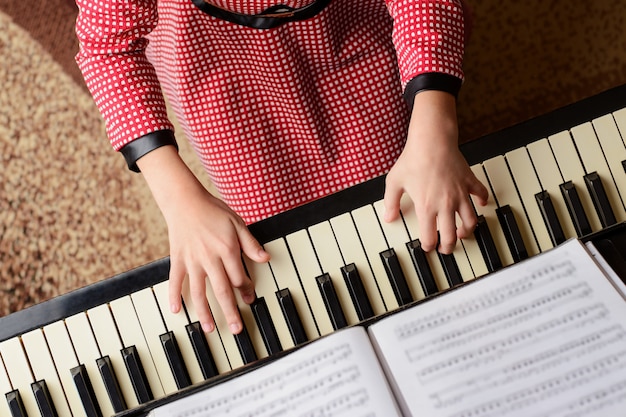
[1,84,626,342]
[0,258,170,341]
[460,84,626,166]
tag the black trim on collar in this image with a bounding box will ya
[120,130,178,172]
[190,0,332,29]
[404,72,463,109]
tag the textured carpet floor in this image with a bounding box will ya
[0,0,625,318]
[0,10,167,314]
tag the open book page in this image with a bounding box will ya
[368,239,626,417]
[149,326,402,417]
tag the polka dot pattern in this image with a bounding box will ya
[75,0,466,224]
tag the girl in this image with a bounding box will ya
[75,0,488,335]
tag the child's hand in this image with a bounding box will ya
[166,191,270,335]
[136,145,270,335]
[383,90,488,254]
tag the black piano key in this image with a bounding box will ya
[380,248,413,306]
[406,240,439,296]
[185,322,219,380]
[96,356,126,413]
[233,320,257,365]
[316,273,348,330]
[622,160,626,174]
[121,345,153,404]
[341,263,375,321]
[31,380,58,417]
[473,215,503,273]
[496,205,529,262]
[159,331,192,390]
[535,191,566,246]
[70,364,103,417]
[276,289,308,345]
[6,390,27,417]
[437,252,464,287]
[250,297,283,356]
[584,172,617,228]
[560,181,592,237]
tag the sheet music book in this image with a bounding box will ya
[148,239,626,417]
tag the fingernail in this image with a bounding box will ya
[229,323,241,334]
[202,322,214,333]
[170,303,179,313]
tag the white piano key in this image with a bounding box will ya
[483,155,540,257]
[65,312,116,417]
[0,352,13,417]
[181,275,247,371]
[549,129,603,231]
[182,288,232,376]
[285,230,335,336]
[470,164,514,267]
[351,205,399,312]
[243,254,295,350]
[264,238,319,342]
[613,108,626,139]
[405,193,477,284]
[0,338,41,417]
[329,213,387,316]
[372,199,423,300]
[42,321,88,416]
[591,114,626,219]
[109,296,166,399]
[526,139,578,239]
[398,194,460,290]
[505,147,554,252]
[571,122,623,221]
[87,303,140,409]
[201,283,246,371]
[21,329,73,417]
[444,237,475,284]
[614,107,626,127]
[233,286,269,360]
[309,221,360,325]
[152,281,205,384]
[129,287,185,394]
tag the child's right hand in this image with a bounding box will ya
[136,145,270,335]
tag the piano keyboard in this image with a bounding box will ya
[2,84,626,417]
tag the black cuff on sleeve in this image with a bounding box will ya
[120,130,178,172]
[404,72,463,109]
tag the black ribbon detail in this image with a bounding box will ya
[190,0,332,29]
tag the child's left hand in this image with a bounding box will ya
[383,90,488,254]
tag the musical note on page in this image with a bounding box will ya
[150,327,401,417]
[369,239,626,417]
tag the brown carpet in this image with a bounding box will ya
[0,0,625,317]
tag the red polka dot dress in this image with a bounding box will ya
[75,0,467,224]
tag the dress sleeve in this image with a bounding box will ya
[384,0,468,105]
[75,0,176,170]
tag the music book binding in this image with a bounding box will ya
[147,238,626,417]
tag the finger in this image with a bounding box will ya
[383,182,403,223]
[456,199,479,239]
[206,264,243,334]
[168,258,185,314]
[238,224,270,263]
[188,271,215,333]
[469,177,489,206]
[418,212,439,252]
[437,211,458,254]
[222,253,256,305]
